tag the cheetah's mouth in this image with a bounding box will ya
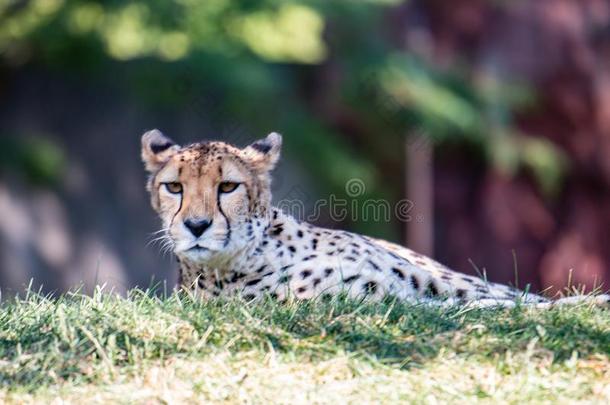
[188,245,210,252]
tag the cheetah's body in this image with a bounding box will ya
[142,130,609,308]
[180,208,535,306]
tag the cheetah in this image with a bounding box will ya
[142,129,610,308]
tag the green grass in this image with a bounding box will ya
[0,288,609,403]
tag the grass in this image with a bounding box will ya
[0,287,608,404]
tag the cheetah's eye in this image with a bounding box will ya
[163,182,183,194]
[219,181,240,194]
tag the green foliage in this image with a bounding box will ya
[0,0,570,236]
[0,135,65,186]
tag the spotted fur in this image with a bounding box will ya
[142,130,610,308]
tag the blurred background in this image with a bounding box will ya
[1,0,609,296]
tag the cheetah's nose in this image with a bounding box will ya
[184,218,212,238]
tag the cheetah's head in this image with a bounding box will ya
[141,130,281,265]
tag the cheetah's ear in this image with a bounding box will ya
[243,132,282,172]
[141,129,180,172]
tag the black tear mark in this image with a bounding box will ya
[410,275,420,290]
[251,140,272,153]
[391,268,405,280]
[425,281,439,297]
[151,142,174,154]
[216,188,231,247]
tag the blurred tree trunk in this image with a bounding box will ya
[405,134,434,256]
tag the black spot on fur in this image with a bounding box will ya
[345,256,357,262]
[324,268,334,277]
[312,239,318,250]
[367,260,380,271]
[425,281,439,297]
[391,268,405,280]
[363,281,377,294]
[245,278,262,287]
[288,246,296,253]
[297,230,303,238]
[343,275,360,283]
[456,289,467,300]
[410,275,420,290]
[301,270,312,279]
[313,278,321,287]
[229,273,247,283]
[388,252,402,261]
[303,254,317,261]
[255,265,267,273]
[296,286,307,294]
